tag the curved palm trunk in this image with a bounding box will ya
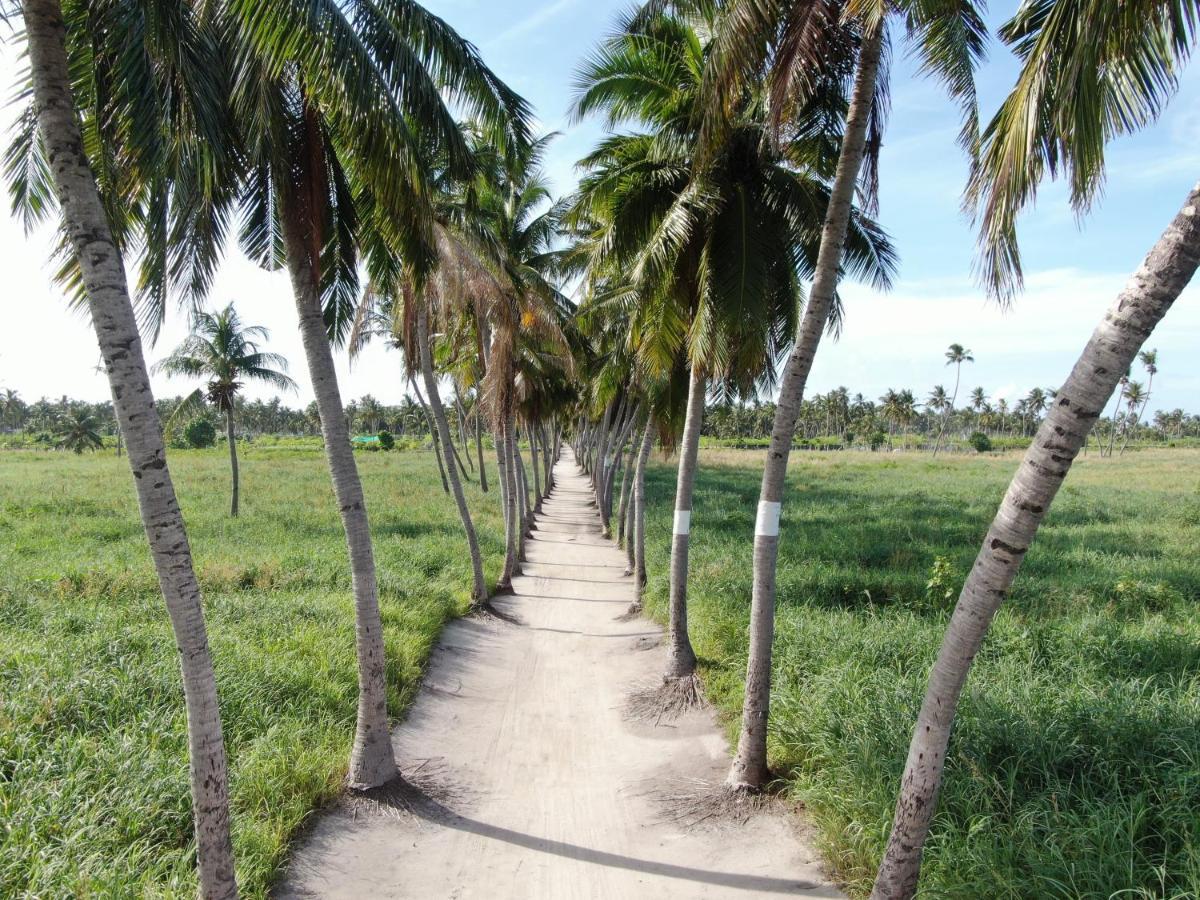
[1104,382,1126,456]
[617,430,637,545]
[529,424,542,511]
[418,310,486,604]
[412,378,450,493]
[728,21,885,791]
[665,363,706,679]
[23,2,237,894]
[279,197,397,792]
[871,182,1200,900]
[226,407,240,517]
[474,410,489,493]
[632,417,654,595]
[497,416,520,590]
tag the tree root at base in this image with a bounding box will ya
[469,600,523,625]
[625,673,706,724]
[651,777,779,828]
[615,602,643,622]
[345,757,469,822]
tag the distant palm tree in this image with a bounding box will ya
[933,344,973,456]
[1118,381,1146,455]
[1123,349,1159,456]
[155,303,296,516]
[54,408,103,453]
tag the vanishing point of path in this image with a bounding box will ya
[279,451,840,899]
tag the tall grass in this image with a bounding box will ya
[639,449,1200,898]
[0,446,504,896]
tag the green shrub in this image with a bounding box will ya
[869,431,887,451]
[968,431,993,453]
[924,555,959,609]
[183,418,217,449]
[377,430,395,451]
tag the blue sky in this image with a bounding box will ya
[0,3,1197,414]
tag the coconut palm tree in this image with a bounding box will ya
[874,3,1200,895]
[54,408,104,453]
[1121,350,1158,455]
[212,0,531,791]
[933,343,973,456]
[570,4,895,707]
[15,1,240,893]
[155,303,296,516]
[687,0,984,792]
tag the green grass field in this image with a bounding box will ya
[639,448,1200,898]
[0,445,505,897]
[2,445,1198,897]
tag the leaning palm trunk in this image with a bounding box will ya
[728,20,886,791]
[23,2,237,894]
[417,310,486,604]
[280,198,397,792]
[496,418,518,591]
[226,407,240,517]
[632,416,655,596]
[618,425,639,544]
[529,424,542,510]
[871,182,1200,900]
[474,410,488,492]
[412,378,450,493]
[932,368,961,458]
[665,363,706,679]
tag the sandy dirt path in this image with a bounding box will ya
[278,451,840,899]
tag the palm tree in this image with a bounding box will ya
[1118,381,1146,454]
[571,4,895,711]
[1121,350,1158,455]
[933,344,973,456]
[2,388,24,430]
[690,0,984,792]
[214,0,530,791]
[155,303,296,516]
[16,1,238,893]
[874,4,1200,895]
[54,408,104,453]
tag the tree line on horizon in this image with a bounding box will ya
[7,0,1200,898]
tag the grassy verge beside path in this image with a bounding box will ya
[639,448,1200,898]
[0,447,503,897]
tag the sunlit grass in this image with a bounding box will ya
[640,448,1200,898]
[0,445,504,897]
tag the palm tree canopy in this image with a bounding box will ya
[968,0,1200,299]
[945,342,974,365]
[155,303,297,413]
[568,4,897,399]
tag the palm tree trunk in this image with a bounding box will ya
[497,416,519,590]
[23,4,237,896]
[226,407,240,517]
[514,426,531,556]
[871,181,1200,900]
[617,424,639,545]
[279,191,397,792]
[411,377,450,493]
[1104,382,1125,456]
[727,19,885,792]
[529,423,542,510]
[418,309,486,604]
[666,363,706,679]
[633,414,654,596]
[474,409,489,493]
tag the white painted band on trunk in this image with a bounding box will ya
[755,501,781,537]
[673,509,691,535]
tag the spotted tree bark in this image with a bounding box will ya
[872,181,1200,900]
[23,0,238,893]
[728,20,885,791]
